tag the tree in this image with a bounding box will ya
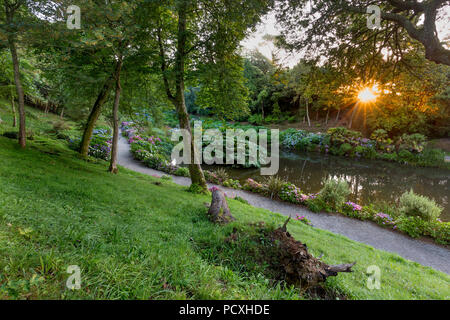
[1,0,27,147]
[276,0,450,66]
[146,0,272,191]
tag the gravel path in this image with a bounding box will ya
[118,135,450,274]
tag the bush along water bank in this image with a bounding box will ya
[166,118,449,169]
[122,122,449,245]
[280,127,449,169]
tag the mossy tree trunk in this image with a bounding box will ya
[157,2,207,191]
[5,2,26,148]
[10,86,16,127]
[79,73,115,157]
[109,56,123,174]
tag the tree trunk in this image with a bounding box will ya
[173,2,207,191]
[10,87,16,127]
[60,107,64,119]
[270,218,355,291]
[348,105,358,129]
[109,58,123,174]
[325,108,330,125]
[79,74,115,157]
[335,108,340,123]
[208,188,235,224]
[6,13,26,148]
[305,99,311,127]
[261,101,265,120]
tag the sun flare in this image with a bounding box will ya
[358,87,378,103]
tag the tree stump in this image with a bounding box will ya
[208,187,235,224]
[270,218,356,290]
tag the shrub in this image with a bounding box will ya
[305,197,329,213]
[222,179,242,189]
[399,133,427,153]
[264,176,286,199]
[295,215,312,226]
[279,183,305,204]
[396,216,426,238]
[371,129,393,151]
[398,190,442,222]
[243,178,269,196]
[373,212,396,228]
[319,178,351,209]
[376,152,398,162]
[397,149,415,162]
[188,183,208,194]
[417,148,445,167]
[338,143,353,156]
[370,129,389,143]
[327,127,362,146]
[69,129,112,160]
[213,168,229,183]
[161,175,173,181]
[248,114,264,125]
[52,120,70,132]
[174,167,190,177]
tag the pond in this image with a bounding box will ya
[205,151,450,221]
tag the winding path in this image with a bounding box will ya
[117,135,450,274]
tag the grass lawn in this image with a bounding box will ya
[0,106,449,300]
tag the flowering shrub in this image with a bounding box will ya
[243,178,269,196]
[344,201,362,212]
[374,212,397,228]
[280,129,326,152]
[295,214,312,226]
[68,129,112,160]
[279,183,304,204]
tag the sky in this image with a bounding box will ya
[242,7,450,69]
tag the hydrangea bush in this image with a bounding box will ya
[69,128,112,160]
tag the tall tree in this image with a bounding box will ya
[146,0,272,191]
[2,0,27,147]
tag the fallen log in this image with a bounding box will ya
[270,217,356,290]
[208,187,235,224]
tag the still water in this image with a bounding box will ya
[206,151,450,221]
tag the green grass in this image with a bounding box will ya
[0,105,449,300]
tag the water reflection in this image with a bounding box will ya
[206,151,450,221]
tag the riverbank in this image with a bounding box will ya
[118,134,450,274]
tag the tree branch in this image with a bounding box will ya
[156,25,175,103]
[345,1,450,65]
